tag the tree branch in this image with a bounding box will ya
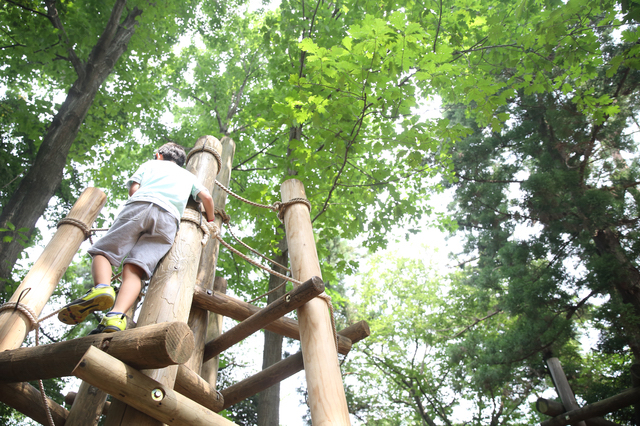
[4,0,48,17]
[433,0,442,53]
[451,309,503,338]
[44,0,85,78]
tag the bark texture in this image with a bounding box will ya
[257,243,288,426]
[0,0,142,286]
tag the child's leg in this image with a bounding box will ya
[110,263,144,314]
[92,254,113,285]
[89,263,144,334]
[58,254,116,325]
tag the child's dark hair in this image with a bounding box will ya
[158,142,187,167]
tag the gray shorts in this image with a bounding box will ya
[88,202,178,279]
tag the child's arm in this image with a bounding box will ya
[198,189,215,222]
[129,182,140,197]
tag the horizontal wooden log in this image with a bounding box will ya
[220,320,370,410]
[0,322,194,382]
[73,346,238,426]
[203,276,324,361]
[537,398,565,416]
[536,398,621,426]
[175,365,224,413]
[540,387,640,426]
[0,382,68,426]
[192,284,353,354]
[65,391,111,415]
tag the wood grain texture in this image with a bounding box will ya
[281,178,351,425]
[200,277,228,386]
[546,357,587,426]
[0,187,106,351]
[189,136,235,380]
[202,276,324,360]
[175,364,224,412]
[0,382,69,426]
[192,285,354,354]
[0,321,194,382]
[65,382,109,426]
[221,320,370,410]
[106,136,222,426]
[74,346,238,426]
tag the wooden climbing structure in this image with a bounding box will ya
[0,135,369,426]
[536,353,640,426]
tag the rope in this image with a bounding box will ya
[275,198,312,221]
[215,207,231,225]
[57,217,91,239]
[217,235,301,286]
[214,180,280,211]
[0,289,57,426]
[247,280,288,304]
[181,209,219,246]
[215,234,338,349]
[214,179,312,220]
[186,144,223,174]
[225,225,291,273]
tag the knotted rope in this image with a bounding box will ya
[0,288,59,426]
[57,217,110,245]
[214,232,338,349]
[181,209,219,246]
[186,144,223,174]
[210,181,337,349]
[214,180,311,222]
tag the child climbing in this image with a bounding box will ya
[58,142,215,334]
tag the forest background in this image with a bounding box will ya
[1,0,640,424]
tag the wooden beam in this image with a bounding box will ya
[187,136,235,380]
[536,398,621,426]
[64,383,110,425]
[546,357,587,426]
[0,187,106,352]
[66,389,111,415]
[0,382,68,426]
[175,364,224,413]
[106,136,222,425]
[203,276,324,361]
[200,277,228,386]
[220,321,370,410]
[540,387,640,426]
[281,178,350,424]
[73,346,238,426]
[0,321,194,382]
[192,285,353,355]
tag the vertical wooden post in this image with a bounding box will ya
[187,136,235,378]
[0,187,106,351]
[546,357,587,426]
[280,179,351,425]
[200,276,228,385]
[64,381,107,426]
[105,136,222,426]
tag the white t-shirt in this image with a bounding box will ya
[126,160,207,221]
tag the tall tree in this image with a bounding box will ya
[441,20,640,418]
[346,249,551,425]
[0,0,209,287]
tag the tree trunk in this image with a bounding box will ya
[592,228,640,359]
[0,0,142,287]
[257,241,288,426]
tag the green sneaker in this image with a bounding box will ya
[58,285,116,325]
[89,313,126,335]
